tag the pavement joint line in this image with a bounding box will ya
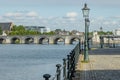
[89,57,96,80]
[84,64,87,80]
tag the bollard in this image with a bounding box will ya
[43,74,51,80]
[56,64,61,80]
[63,58,67,80]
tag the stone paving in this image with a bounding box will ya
[74,48,120,80]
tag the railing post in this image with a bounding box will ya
[79,41,81,54]
[100,36,104,48]
[67,55,70,79]
[43,74,51,80]
[81,41,84,54]
[63,58,67,80]
[70,51,75,80]
[56,64,61,80]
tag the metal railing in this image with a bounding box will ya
[43,42,82,80]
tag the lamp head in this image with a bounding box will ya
[82,3,90,18]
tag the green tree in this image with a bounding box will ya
[98,31,113,35]
[9,25,53,36]
[0,27,2,35]
[12,25,25,31]
[43,31,55,35]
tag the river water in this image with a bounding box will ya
[0,44,76,80]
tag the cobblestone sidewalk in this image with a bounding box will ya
[74,48,120,80]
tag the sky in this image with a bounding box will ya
[0,0,120,32]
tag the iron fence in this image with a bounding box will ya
[43,42,82,80]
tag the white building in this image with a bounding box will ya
[92,31,100,43]
[25,26,50,33]
[114,28,120,35]
[2,31,7,36]
[43,28,51,33]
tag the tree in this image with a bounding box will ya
[12,25,25,31]
[98,31,113,35]
[0,27,2,35]
[43,31,55,35]
[9,25,53,35]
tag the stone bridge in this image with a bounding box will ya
[0,35,84,44]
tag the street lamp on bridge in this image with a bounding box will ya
[82,3,90,62]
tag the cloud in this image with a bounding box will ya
[89,16,120,31]
[0,16,3,19]
[66,12,78,18]
[109,16,120,20]
[4,11,40,19]
[1,11,120,32]
[103,21,111,25]
[62,12,79,21]
[3,11,41,20]
[26,11,38,17]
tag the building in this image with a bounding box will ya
[92,31,100,43]
[114,28,120,35]
[24,26,50,33]
[44,28,51,33]
[55,29,70,35]
[0,22,13,32]
[71,30,84,36]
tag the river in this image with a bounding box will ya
[0,44,76,80]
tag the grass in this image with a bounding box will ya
[81,60,90,63]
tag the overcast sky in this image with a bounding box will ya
[0,0,120,32]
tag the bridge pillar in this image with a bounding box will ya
[6,37,11,44]
[65,36,70,44]
[34,36,39,44]
[20,37,25,44]
[49,37,54,44]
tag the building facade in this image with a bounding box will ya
[115,28,120,35]
[0,22,13,32]
[25,26,51,33]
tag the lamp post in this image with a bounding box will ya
[87,19,90,50]
[82,3,90,62]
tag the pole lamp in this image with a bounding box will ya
[86,19,90,50]
[82,3,90,62]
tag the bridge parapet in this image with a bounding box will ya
[0,35,84,44]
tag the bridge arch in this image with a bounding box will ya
[11,37,20,44]
[39,37,49,44]
[54,37,65,44]
[25,37,34,44]
[0,38,6,44]
[70,37,80,44]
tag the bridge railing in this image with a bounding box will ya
[99,36,118,48]
[43,42,82,80]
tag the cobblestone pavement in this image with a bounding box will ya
[74,48,120,80]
